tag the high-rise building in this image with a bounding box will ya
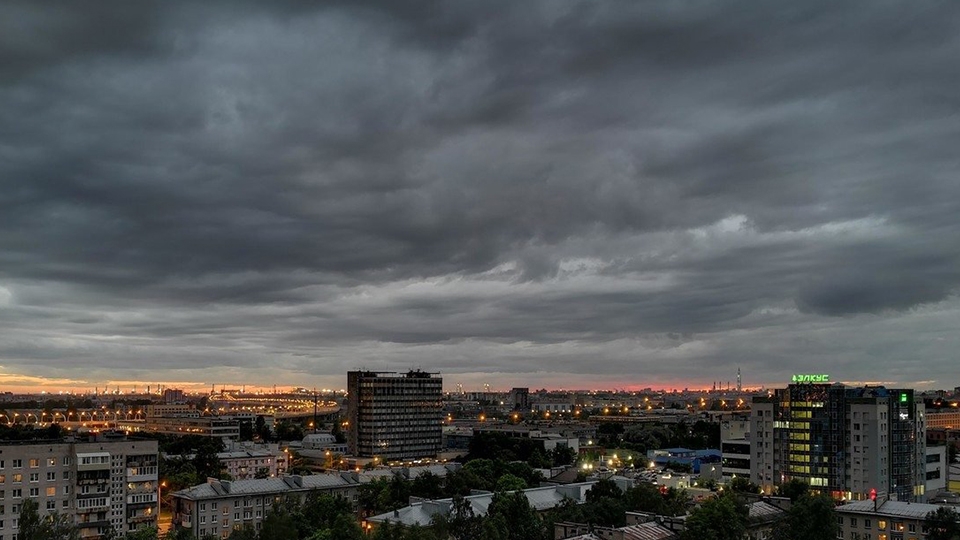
[0,436,159,539]
[751,379,925,501]
[346,371,443,461]
[509,387,530,411]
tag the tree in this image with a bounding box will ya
[259,501,299,540]
[773,494,838,540]
[125,527,160,540]
[777,478,809,502]
[484,491,544,540]
[495,473,528,492]
[164,528,196,540]
[255,415,272,441]
[299,492,357,535]
[238,419,253,441]
[443,495,484,540]
[193,444,226,480]
[728,476,760,494]
[17,499,79,540]
[682,494,747,540]
[925,507,960,540]
[226,525,258,540]
[411,471,445,500]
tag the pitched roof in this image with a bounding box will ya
[173,473,358,500]
[368,482,598,527]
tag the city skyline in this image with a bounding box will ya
[2,2,960,393]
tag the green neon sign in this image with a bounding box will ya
[792,374,830,383]
[900,393,908,403]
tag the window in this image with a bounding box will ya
[46,472,55,481]
[28,488,38,497]
[45,487,55,497]
[46,458,56,467]
[12,490,21,499]
[11,461,21,469]
[28,473,38,483]
[62,499,68,509]
[62,457,70,466]
[46,500,55,511]
[878,520,887,530]
[62,471,69,480]
[28,459,38,469]
[0,476,4,483]
[852,518,857,527]
[865,520,871,528]
[908,524,916,532]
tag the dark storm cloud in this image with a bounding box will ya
[1,0,960,389]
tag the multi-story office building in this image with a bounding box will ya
[346,371,443,461]
[0,436,159,539]
[172,474,361,539]
[752,381,925,501]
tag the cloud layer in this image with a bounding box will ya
[2,1,959,391]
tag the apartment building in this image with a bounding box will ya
[163,443,286,480]
[171,474,360,539]
[347,371,443,461]
[0,436,159,539]
[752,381,925,501]
[837,499,944,540]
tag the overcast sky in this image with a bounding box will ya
[2,1,959,393]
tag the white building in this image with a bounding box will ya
[926,445,948,501]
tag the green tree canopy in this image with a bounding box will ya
[681,494,748,540]
[777,478,809,502]
[925,506,960,540]
[773,494,838,540]
[17,499,79,540]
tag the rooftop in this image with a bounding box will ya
[839,499,945,520]
[368,482,597,527]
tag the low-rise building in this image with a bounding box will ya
[171,474,361,538]
[367,482,597,529]
[837,499,944,540]
[119,416,241,440]
[555,521,677,540]
[164,443,286,480]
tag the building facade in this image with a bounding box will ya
[346,371,442,461]
[837,499,944,540]
[0,437,159,539]
[171,474,360,539]
[752,383,925,501]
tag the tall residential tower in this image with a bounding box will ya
[751,378,925,501]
